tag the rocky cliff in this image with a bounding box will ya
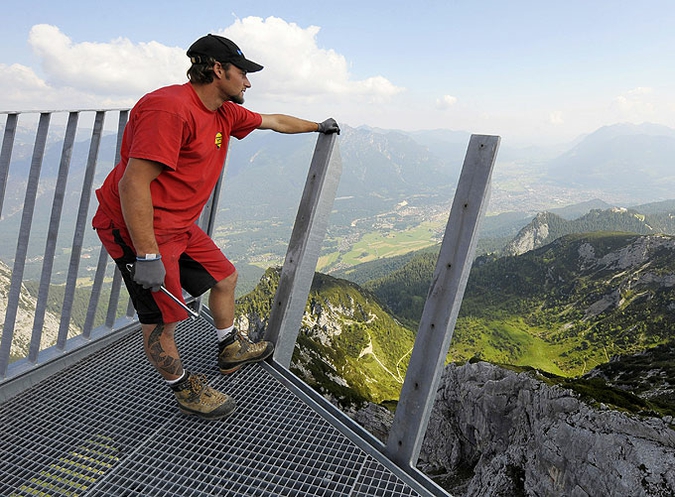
[416,361,675,497]
[502,211,555,256]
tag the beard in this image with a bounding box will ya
[229,93,245,105]
[224,69,246,104]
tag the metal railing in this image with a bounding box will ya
[0,109,135,381]
[0,109,342,387]
[0,108,500,485]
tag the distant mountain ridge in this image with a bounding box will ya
[547,122,675,198]
[503,204,675,256]
[336,199,675,287]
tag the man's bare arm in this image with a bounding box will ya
[118,158,165,256]
[258,114,320,134]
[259,115,340,135]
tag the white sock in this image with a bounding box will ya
[166,369,187,385]
[216,325,235,343]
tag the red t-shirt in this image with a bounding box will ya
[94,83,262,234]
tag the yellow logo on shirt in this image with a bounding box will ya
[215,132,223,149]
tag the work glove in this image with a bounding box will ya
[317,118,340,135]
[133,257,166,292]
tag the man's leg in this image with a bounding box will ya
[142,322,183,380]
[177,224,274,373]
[141,320,236,419]
[208,271,238,330]
[94,223,235,420]
[209,271,274,374]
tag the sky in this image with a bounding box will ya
[1,0,674,146]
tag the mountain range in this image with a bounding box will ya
[3,120,675,290]
[230,229,675,408]
[546,122,675,199]
[502,203,675,256]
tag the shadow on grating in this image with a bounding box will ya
[0,318,426,496]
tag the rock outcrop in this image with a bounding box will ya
[503,211,553,256]
[417,361,675,496]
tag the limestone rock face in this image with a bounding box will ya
[418,361,675,497]
[503,212,552,256]
[351,401,394,444]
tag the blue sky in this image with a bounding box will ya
[1,0,674,146]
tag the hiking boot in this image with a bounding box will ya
[218,330,274,374]
[171,372,236,420]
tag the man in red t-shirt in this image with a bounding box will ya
[93,34,339,420]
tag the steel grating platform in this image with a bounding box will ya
[0,318,440,496]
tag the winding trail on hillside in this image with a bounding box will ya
[359,334,413,383]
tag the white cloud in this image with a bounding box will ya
[0,63,83,110]
[2,64,49,91]
[611,86,655,117]
[219,16,403,103]
[28,24,187,96]
[435,94,458,110]
[4,19,403,114]
[548,111,564,125]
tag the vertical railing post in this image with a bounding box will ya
[29,112,79,362]
[0,113,19,220]
[199,141,230,237]
[0,112,19,375]
[83,245,111,337]
[57,111,106,348]
[385,135,500,468]
[104,110,130,325]
[265,133,342,367]
[193,142,232,316]
[0,112,19,374]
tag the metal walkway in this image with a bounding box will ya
[0,317,433,496]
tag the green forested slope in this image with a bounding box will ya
[236,268,416,405]
[367,232,675,376]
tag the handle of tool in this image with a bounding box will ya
[159,285,200,320]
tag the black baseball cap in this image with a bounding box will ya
[187,34,263,73]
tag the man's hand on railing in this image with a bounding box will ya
[317,118,340,135]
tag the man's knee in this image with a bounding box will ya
[142,322,178,339]
[215,270,238,293]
